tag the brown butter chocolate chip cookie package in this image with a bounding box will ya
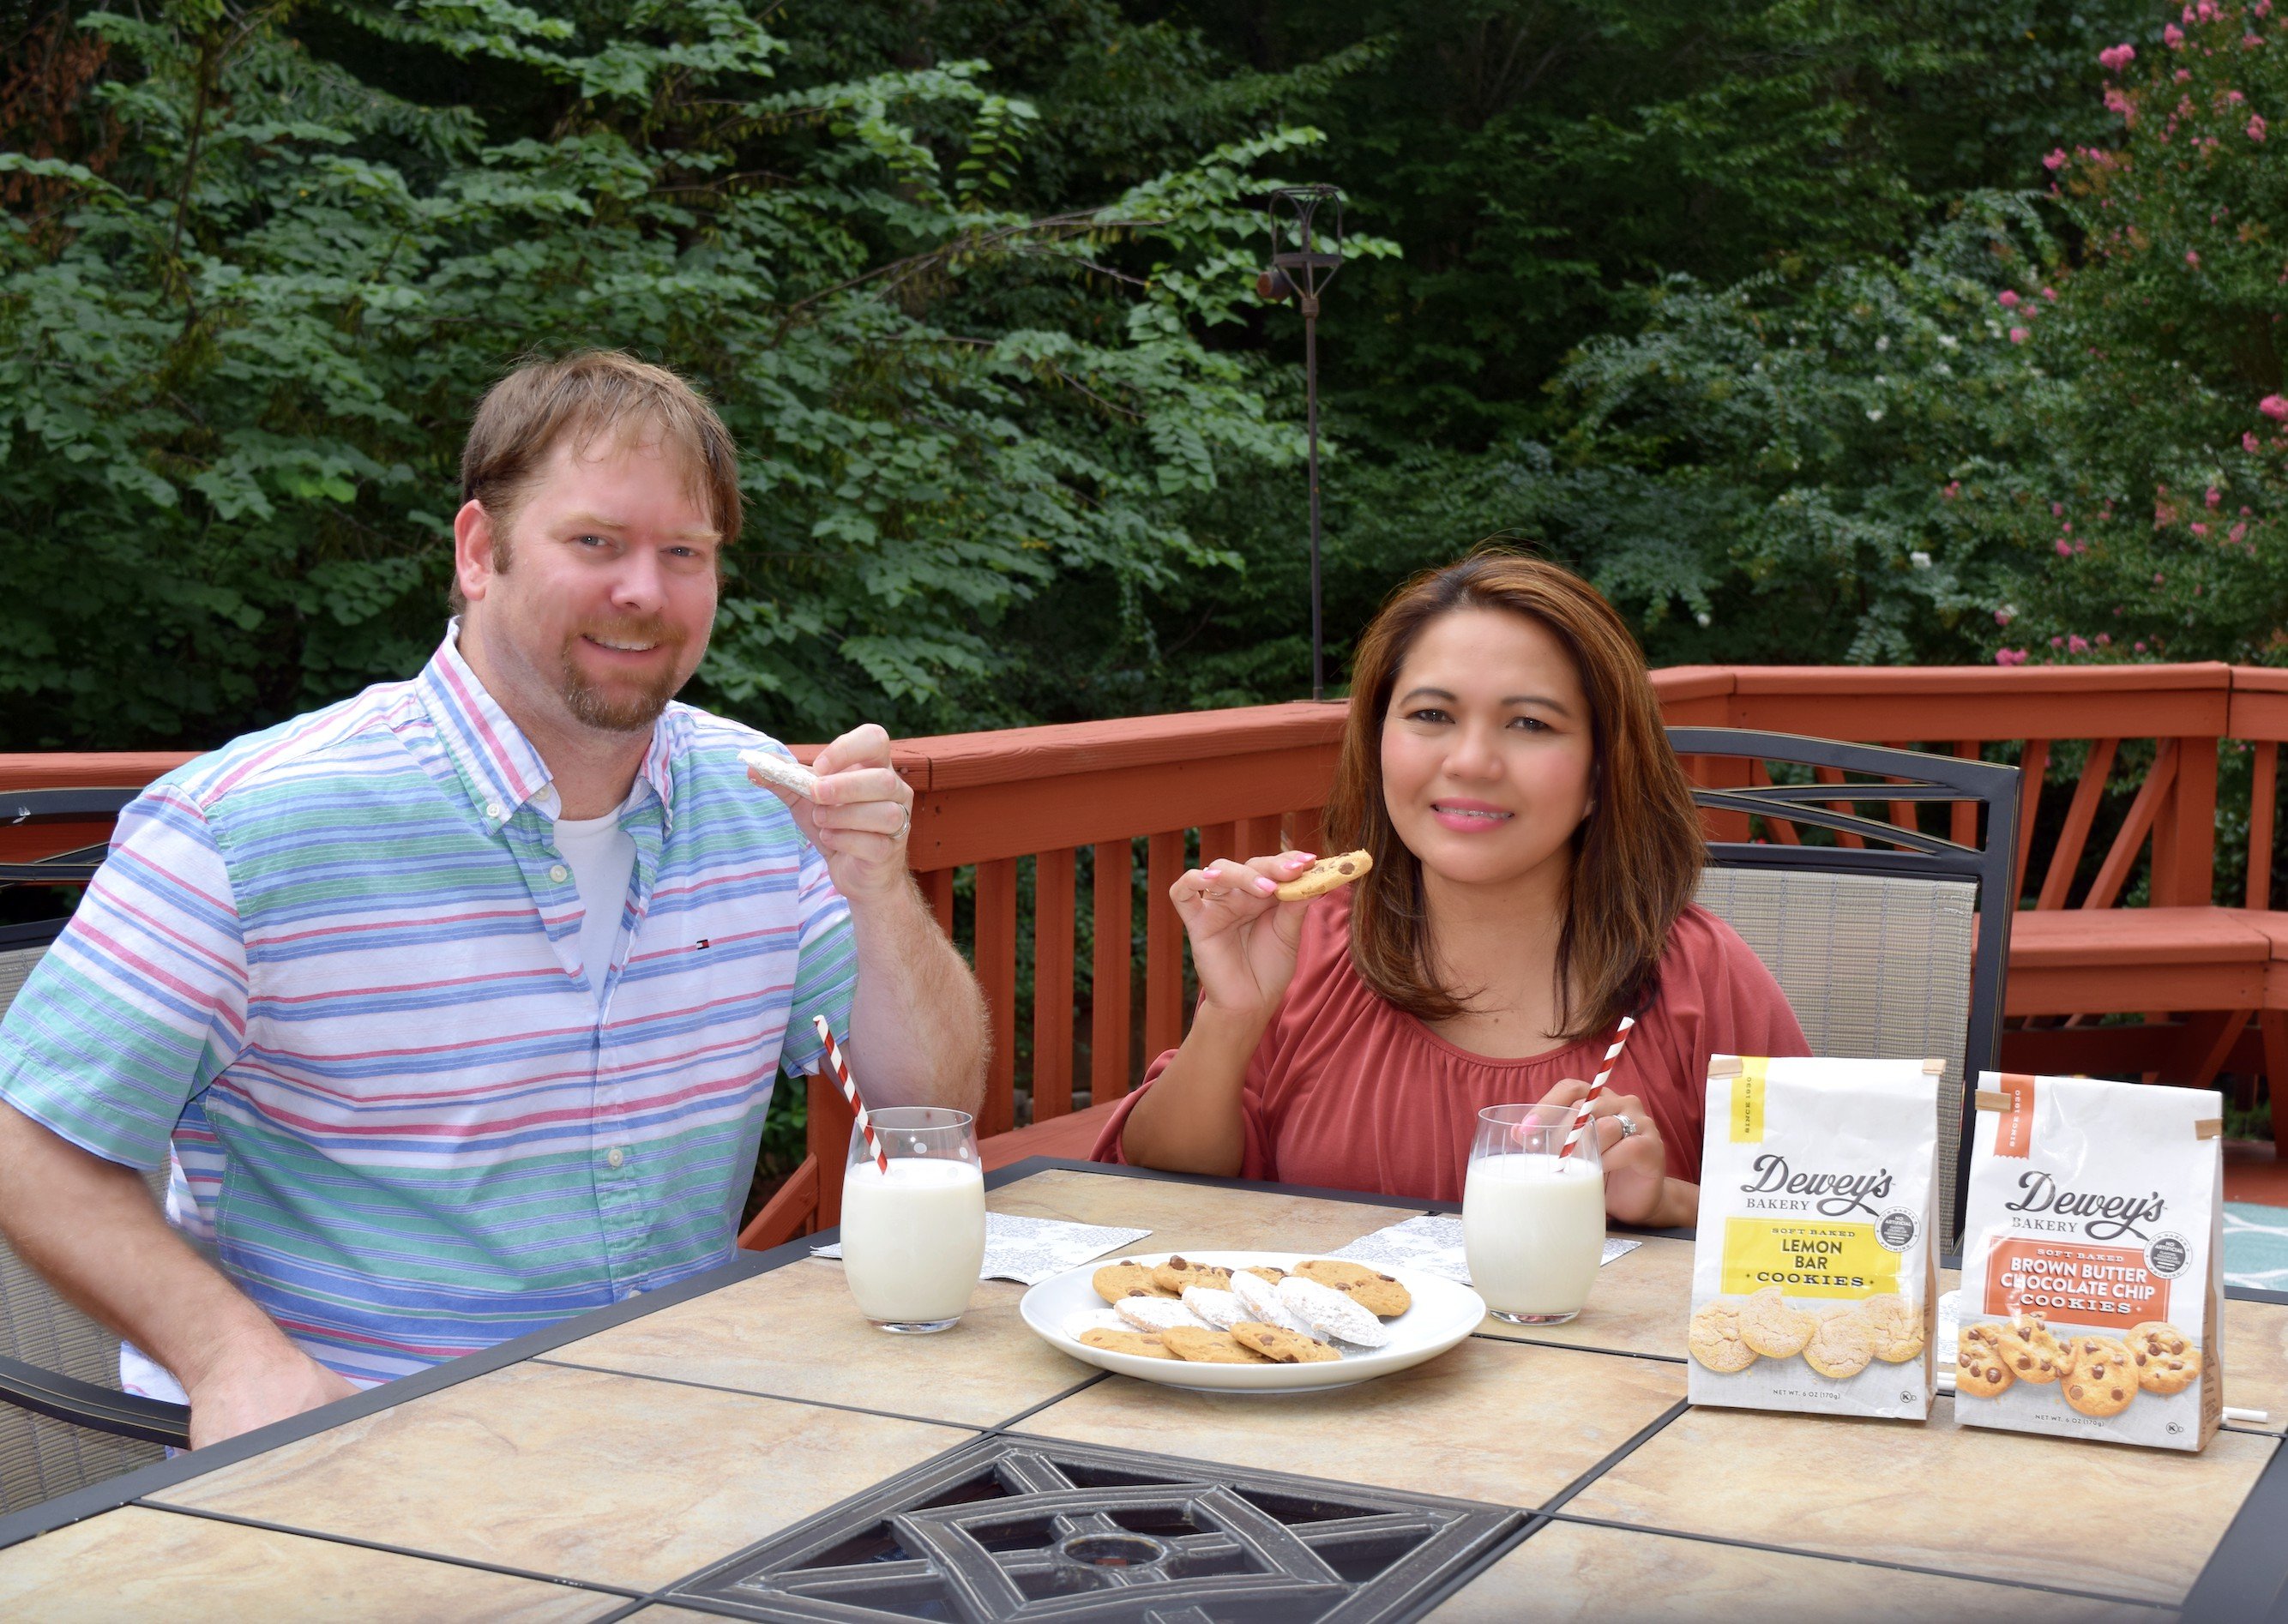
[1688,1056,1942,1420]
[1955,1073,2224,1453]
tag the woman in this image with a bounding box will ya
[1090,552,1808,1223]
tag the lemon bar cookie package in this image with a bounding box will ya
[1955,1072,2223,1453]
[1689,1056,1942,1420]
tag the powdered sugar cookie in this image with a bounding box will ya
[1230,1266,1315,1335]
[1180,1284,1249,1331]
[1277,1274,1390,1348]
[1063,1308,1134,1340]
[738,749,818,800]
[1114,1296,1207,1334]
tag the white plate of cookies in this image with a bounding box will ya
[1019,1250,1485,1392]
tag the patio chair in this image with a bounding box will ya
[1675,729,2020,1248]
[0,789,192,1513]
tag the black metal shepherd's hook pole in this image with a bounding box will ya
[1304,295,1322,703]
[1258,186,1345,702]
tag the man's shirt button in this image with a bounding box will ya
[550,863,569,882]
[607,1147,626,1170]
[485,801,505,820]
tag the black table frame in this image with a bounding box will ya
[0,1157,2282,1622]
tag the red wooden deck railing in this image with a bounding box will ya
[10,662,2288,1244]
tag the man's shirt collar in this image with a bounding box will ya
[418,622,681,834]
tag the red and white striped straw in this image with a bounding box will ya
[1559,1013,1638,1159]
[814,1013,889,1175]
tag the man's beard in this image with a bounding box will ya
[556,619,689,732]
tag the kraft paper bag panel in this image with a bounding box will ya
[1689,1056,1942,1421]
[1955,1072,2223,1453]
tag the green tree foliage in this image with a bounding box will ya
[1096,0,2288,703]
[1496,1,2288,671]
[7,0,2285,751]
[0,0,1394,749]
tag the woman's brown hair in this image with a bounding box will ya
[1323,550,1705,1042]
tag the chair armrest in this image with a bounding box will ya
[0,1353,191,1448]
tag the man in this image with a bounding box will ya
[0,352,987,1447]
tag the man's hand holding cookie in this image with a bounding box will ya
[747,723,914,905]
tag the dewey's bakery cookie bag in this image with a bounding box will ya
[1955,1073,2224,1453]
[1689,1056,1942,1420]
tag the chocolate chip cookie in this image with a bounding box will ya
[1994,1313,2064,1385]
[2058,1334,2138,1418]
[1292,1258,1412,1317]
[2123,1321,2199,1396]
[1231,1321,1341,1363]
[1954,1323,2014,1399]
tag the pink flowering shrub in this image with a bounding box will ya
[2002,0,2288,668]
[1548,0,2286,675]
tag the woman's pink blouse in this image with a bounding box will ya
[1087,890,1809,1203]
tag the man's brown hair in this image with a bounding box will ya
[1323,550,1706,1041]
[451,350,742,609]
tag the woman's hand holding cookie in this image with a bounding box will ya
[1170,852,1319,1026]
[1539,1076,1672,1226]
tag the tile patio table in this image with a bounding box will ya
[1,1158,2285,1621]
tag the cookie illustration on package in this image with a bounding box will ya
[1954,1073,2225,1453]
[1687,1056,1942,1421]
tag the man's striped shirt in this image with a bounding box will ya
[0,629,854,1386]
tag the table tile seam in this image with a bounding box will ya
[1400,1511,1551,1620]
[629,1402,1124,1613]
[1540,1507,2182,1611]
[133,1499,647,1602]
[511,1370,1120,1616]
[524,1356,991,1435]
[1470,1329,1688,1367]
[1532,1398,1691,1518]
[990,1157,1447,1218]
[974,1369,1113,1436]
[0,1247,795,1558]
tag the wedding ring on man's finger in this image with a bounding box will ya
[895,803,912,840]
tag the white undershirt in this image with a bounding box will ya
[553,806,638,1006]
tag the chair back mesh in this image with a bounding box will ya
[0,942,167,1511]
[1695,868,1976,1248]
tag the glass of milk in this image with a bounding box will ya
[839,1106,986,1333]
[1463,1102,1607,1325]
